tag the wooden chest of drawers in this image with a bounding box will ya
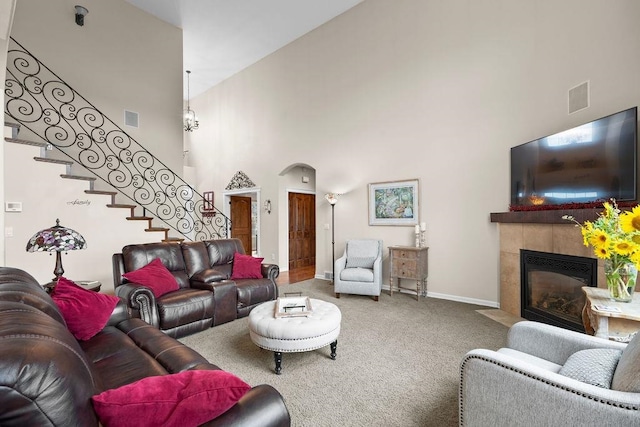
[389,246,428,300]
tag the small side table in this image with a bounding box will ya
[43,280,102,293]
[76,280,102,292]
[582,287,640,341]
[389,246,428,300]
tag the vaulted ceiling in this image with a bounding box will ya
[125,0,364,99]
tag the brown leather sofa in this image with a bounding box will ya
[113,238,279,338]
[0,266,290,426]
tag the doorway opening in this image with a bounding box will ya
[278,164,317,283]
[288,191,316,272]
[223,189,261,256]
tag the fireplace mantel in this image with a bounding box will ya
[490,209,602,224]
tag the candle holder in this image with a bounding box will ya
[420,230,426,248]
[415,232,420,248]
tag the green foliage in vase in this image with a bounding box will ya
[564,200,640,301]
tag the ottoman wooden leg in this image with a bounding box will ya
[274,351,283,375]
[330,340,337,360]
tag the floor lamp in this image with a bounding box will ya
[325,193,340,284]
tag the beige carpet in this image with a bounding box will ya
[180,279,509,427]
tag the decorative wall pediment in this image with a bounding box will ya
[225,171,256,190]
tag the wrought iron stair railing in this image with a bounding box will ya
[4,37,228,241]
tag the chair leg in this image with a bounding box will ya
[335,293,340,298]
[373,295,379,301]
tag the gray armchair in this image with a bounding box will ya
[334,239,382,301]
[459,321,640,426]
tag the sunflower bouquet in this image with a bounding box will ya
[563,200,640,301]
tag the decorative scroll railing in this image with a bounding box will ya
[4,38,228,241]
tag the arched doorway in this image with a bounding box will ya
[279,164,316,283]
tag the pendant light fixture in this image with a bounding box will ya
[184,70,199,132]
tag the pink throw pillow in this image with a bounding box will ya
[231,252,264,279]
[51,276,119,341]
[91,370,251,427]
[122,258,180,298]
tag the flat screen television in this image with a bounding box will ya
[510,106,638,207]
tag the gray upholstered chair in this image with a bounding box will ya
[459,321,640,426]
[334,239,383,301]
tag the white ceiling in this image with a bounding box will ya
[124,0,365,99]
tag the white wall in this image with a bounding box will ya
[9,0,183,173]
[3,0,183,292]
[187,0,640,306]
[0,0,16,270]
[4,142,160,291]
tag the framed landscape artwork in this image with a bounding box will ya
[368,179,419,226]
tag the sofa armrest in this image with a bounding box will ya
[203,384,291,427]
[261,263,280,282]
[192,268,228,284]
[372,254,382,289]
[105,299,133,327]
[507,321,626,365]
[459,348,640,426]
[115,283,159,328]
[118,318,218,372]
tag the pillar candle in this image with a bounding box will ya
[415,224,420,234]
[420,222,426,232]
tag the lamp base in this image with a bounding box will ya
[52,251,64,283]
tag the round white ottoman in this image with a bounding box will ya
[248,298,341,374]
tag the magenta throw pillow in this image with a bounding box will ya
[91,370,251,427]
[51,276,119,341]
[231,252,264,279]
[122,258,180,298]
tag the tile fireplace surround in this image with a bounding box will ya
[491,209,608,318]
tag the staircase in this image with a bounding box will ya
[4,121,187,242]
[4,37,229,242]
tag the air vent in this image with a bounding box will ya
[124,110,139,128]
[568,81,589,114]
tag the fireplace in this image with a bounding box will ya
[520,250,597,332]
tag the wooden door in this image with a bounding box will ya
[230,196,252,254]
[288,192,316,270]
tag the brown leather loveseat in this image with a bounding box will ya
[0,266,290,426]
[113,238,279,338]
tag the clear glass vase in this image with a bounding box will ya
[604,259,637,302]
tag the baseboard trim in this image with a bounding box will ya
[313,278,499,308]
[379,285,499,308]
[425,291,499,308]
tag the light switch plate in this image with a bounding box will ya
[5,202,22,212]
